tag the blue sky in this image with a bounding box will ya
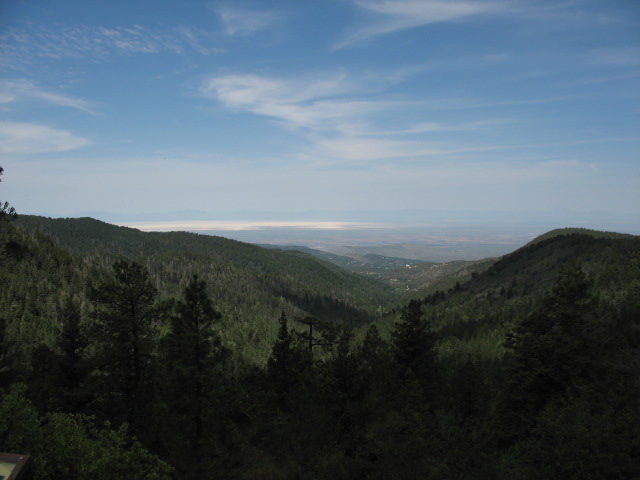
[1,0,639,229]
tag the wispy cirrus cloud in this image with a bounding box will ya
[306,135,527,165]
[0,122,90,154]
[198,66,636,167]
[216,7,280,36]
[200,72,442,163]
[174,25,222,55]
[203,63,543,125]
[199,73,390,132]
[338,0,634,49]
[337,0,512,48]
[0,22,221,68]
[197,71,578,165]
[587,47,640,68]
[0,79,94,113]
[371,119,512,136]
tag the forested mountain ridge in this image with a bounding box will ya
[274,227,640,299]
[15,214,396,277]
[12,215,396,355]
[523,226,636,247]
[2,214,639,479]
[451,228,639,299]
[385,230,640,365]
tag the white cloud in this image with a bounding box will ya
[0,79,94,113]
[359,0,497,21]
[175,26,223,55]
[0,122,90,154]
[337,0,511,47]
[199,73,388,131]
[199,72,539,164]
[338,0,608,49]
[1,22,221,68]
[217,7,280,36]
[198,69,639,169]
[374,119,511,135]
[306,134,526,165]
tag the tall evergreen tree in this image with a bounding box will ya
[88,260,159,433]
[55,295,89,412]
[356,324,394,408]
[0,166,17,223]
[0,165,19,265]
[27,296,88,414]
[267,312,308,412]
[295,315,339,356]
[498,266,599,443]
[157,275,227,480]
[391,299,436,393]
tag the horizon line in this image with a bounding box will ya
[118,220,392,232]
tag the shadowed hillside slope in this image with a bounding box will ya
[12,216,397,362]
[374,231,640,366]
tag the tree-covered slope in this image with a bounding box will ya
[379,231,640,365]
[523,227,636,247]
[13,216,397,361]
[3,216,639,479]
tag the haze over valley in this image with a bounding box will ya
[113,209,640,262]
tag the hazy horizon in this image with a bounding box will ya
[17,207,637,261]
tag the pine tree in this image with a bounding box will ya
[0,166,17,223]
[24,297,89,414]
[294,315,339,356]
[391,300,436,393]
[157,275,227,480]
[267,312,308,411]
[0,165,19,265]
[498,266,599,443]
[88,261,159,432]
[56,295,89,412]
[357,324,393,407]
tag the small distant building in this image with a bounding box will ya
[0,453,31,480]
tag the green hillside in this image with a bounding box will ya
[11,215,396,361]
[385,231,640,364]
[523,227,635,246]
[2,216,638,479]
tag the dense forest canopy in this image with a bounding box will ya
[1,211,639,479]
